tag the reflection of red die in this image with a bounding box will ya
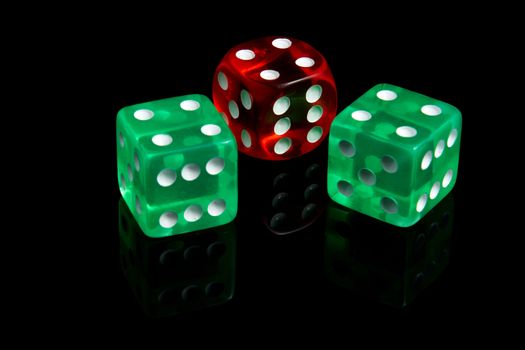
[212,36,337,160]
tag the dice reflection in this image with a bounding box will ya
[238,140,327,235]
[324,194,453,307]
[119,199,236,317]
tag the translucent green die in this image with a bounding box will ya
[327,84,461,227]
[117,94,238,237]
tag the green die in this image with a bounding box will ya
[117,94,238,237]
[327,84,461,227]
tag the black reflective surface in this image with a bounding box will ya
[115,144,457,319]
[120,198,455,317]
[94,23,498,333]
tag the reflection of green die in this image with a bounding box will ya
[117,94,238,237]
[119,199,236,318]
[324,194,453,307]
[328,84,461,227]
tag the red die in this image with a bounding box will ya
[212,36,337,160]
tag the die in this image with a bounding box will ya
[212,36,337,160]
[324,194,453,307]
[117,94,238,238]
[119,199,236,317]
[327,84,461,227]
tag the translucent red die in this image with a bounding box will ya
[212,36,337,160]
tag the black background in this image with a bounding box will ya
[55,9,507,340]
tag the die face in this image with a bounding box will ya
[212,36,337,160]
[117,95,238,238]
[328,84,461,227]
